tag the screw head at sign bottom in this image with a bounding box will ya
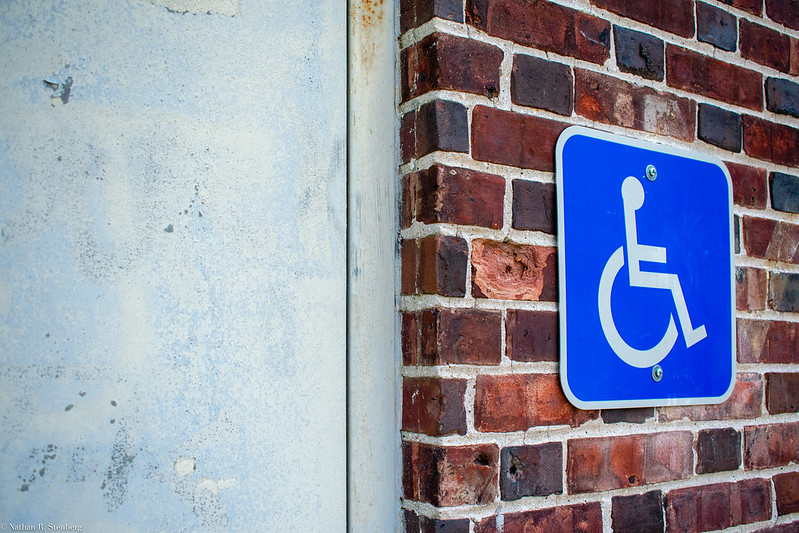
[646,164,657,181]
[652,365,664,382]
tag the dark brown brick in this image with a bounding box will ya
[505,309,558,362]
[743,216,799,263]
[472,105,568,171]
[696,428,742,474]
[403,441,499,506]
[500,442,562,500]
[698,103,741,152]
[767,77,799,118]
[567,432,693,493]
[401,33,503,102]
[741,19,791,72]
[614,25,665,80]
[402,377,467,436]
[511,180,555,234]
[471,239,557,301]
[720,0,762,15]
[766,0,799,30]
[401,100,469,163]
[511,55,573,115]
[468,0,610,64]
[767,373,799,414]
[725,161,767,209]
[744,421,799,469]
[744,115,799,166]
[601,408,654,424]
[775,472,799,516]
[756,522,799,533]
[417,235,469,297]
[412,165,505,229]
[421,308,502,365]
[736,266,767,311]
[771,272,799,312]
[591,0,695,37]
[400,0,464,33]
[404,510,470,533]
[403,312,420,365]
[474,503,603,533]
[666,478,771,532]
[738,319,799,364]
[772,172,799,214]
[475,373,597,432]
[612,490,664,533]
[666,45,762,110]
[697,1,737,51]
[658,373,762,421]
[575,69,695,141]
[402,239,417,295]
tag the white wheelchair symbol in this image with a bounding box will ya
[598,176,707,368]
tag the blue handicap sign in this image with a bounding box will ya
[556,127,735,409]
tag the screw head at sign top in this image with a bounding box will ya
[652,364,663,382]
[646,165,657,181]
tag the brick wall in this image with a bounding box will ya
[399,0,799,531]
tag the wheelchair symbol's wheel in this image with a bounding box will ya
[598,246,678,368]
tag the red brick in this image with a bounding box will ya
[658,373,762,421]
[472,105,568,171]
[471,239,557,301]
[402,377,466,436]
[736,266,768,311]
[696,427,742,474]
[505,309,558,362]
[402,312,420,365]
[612,491,665,533]
[575,69,695,141]
[743,216,799,263]
[767,0,799,30]
[401,100,469,163]
[720,0,762,15]
[744,421,799,469]
[743,115,799,166]
[418,235,468,297]
[757,523,799,533]
[403,441,499,506]
[591,0,695,37]
[474,502,603,533]
[511,179,556,234]
[421,308,502,365]
[725,161,767,209]
[412,165,505,229]
[666,478,771,532]
[475,373,597,432]
[741,19,791,72]
[500,442,562,500]
[738,319,799,364]
[401,33,503,102]
[666,45,763,110]
[402,239,417,295]
[775,472,799,516]
[767,373,799,414]
[401,173,415,229]
[400,0,464,33]
[468,0,610,64]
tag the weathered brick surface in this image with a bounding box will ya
[744,421,799,469]
[772,172,799,214]
[408,165,505,228]
[601,408,654,424]
[767,372,799,414]
[665,478,772,532]
[511,180,555,234]
[505,309,558,362]
[771,272,799,313]
[474,503,603,533]
[401,100,469,162]
[401,33,503,102]
[413,235,468,296]
[743,115,799,166]
[402,312,420,365]
[400,0,464,33]
[403,442,499,506]
[468,0,611,64]
[738,319,799,364]
[404,510,470,533]
[471,239,557,301]
[613,25,665,80]
[775,472,799,516]
[402,377,467,436]
[567,432,693,493]
[658,373,762,421]
[766,0,799,31]
[590,0,695,37]
[511,55,573,116]
[736,267,768,311]
[575,69,695,141]
[666,45,762,110]
[741,19,792,73]
[698,103,742,152]
[475,373,597,432]
[611,490,664,533]
[418,308,502,365]
[472,105,567,171]
[695,428,742,474]
[726,161,767,209]
[500,442,562,501]
[757,523,799,533]
[767,77,799,118]
[743,217,799,263]
[696,1,737,51]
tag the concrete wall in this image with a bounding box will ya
[0,1,347,531]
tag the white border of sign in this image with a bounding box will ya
[556,126,736,410]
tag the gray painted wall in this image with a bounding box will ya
[0,1,347,531]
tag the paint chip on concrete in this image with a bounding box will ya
[174,456,196,476]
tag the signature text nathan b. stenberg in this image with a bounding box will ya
[3,524,83,532]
